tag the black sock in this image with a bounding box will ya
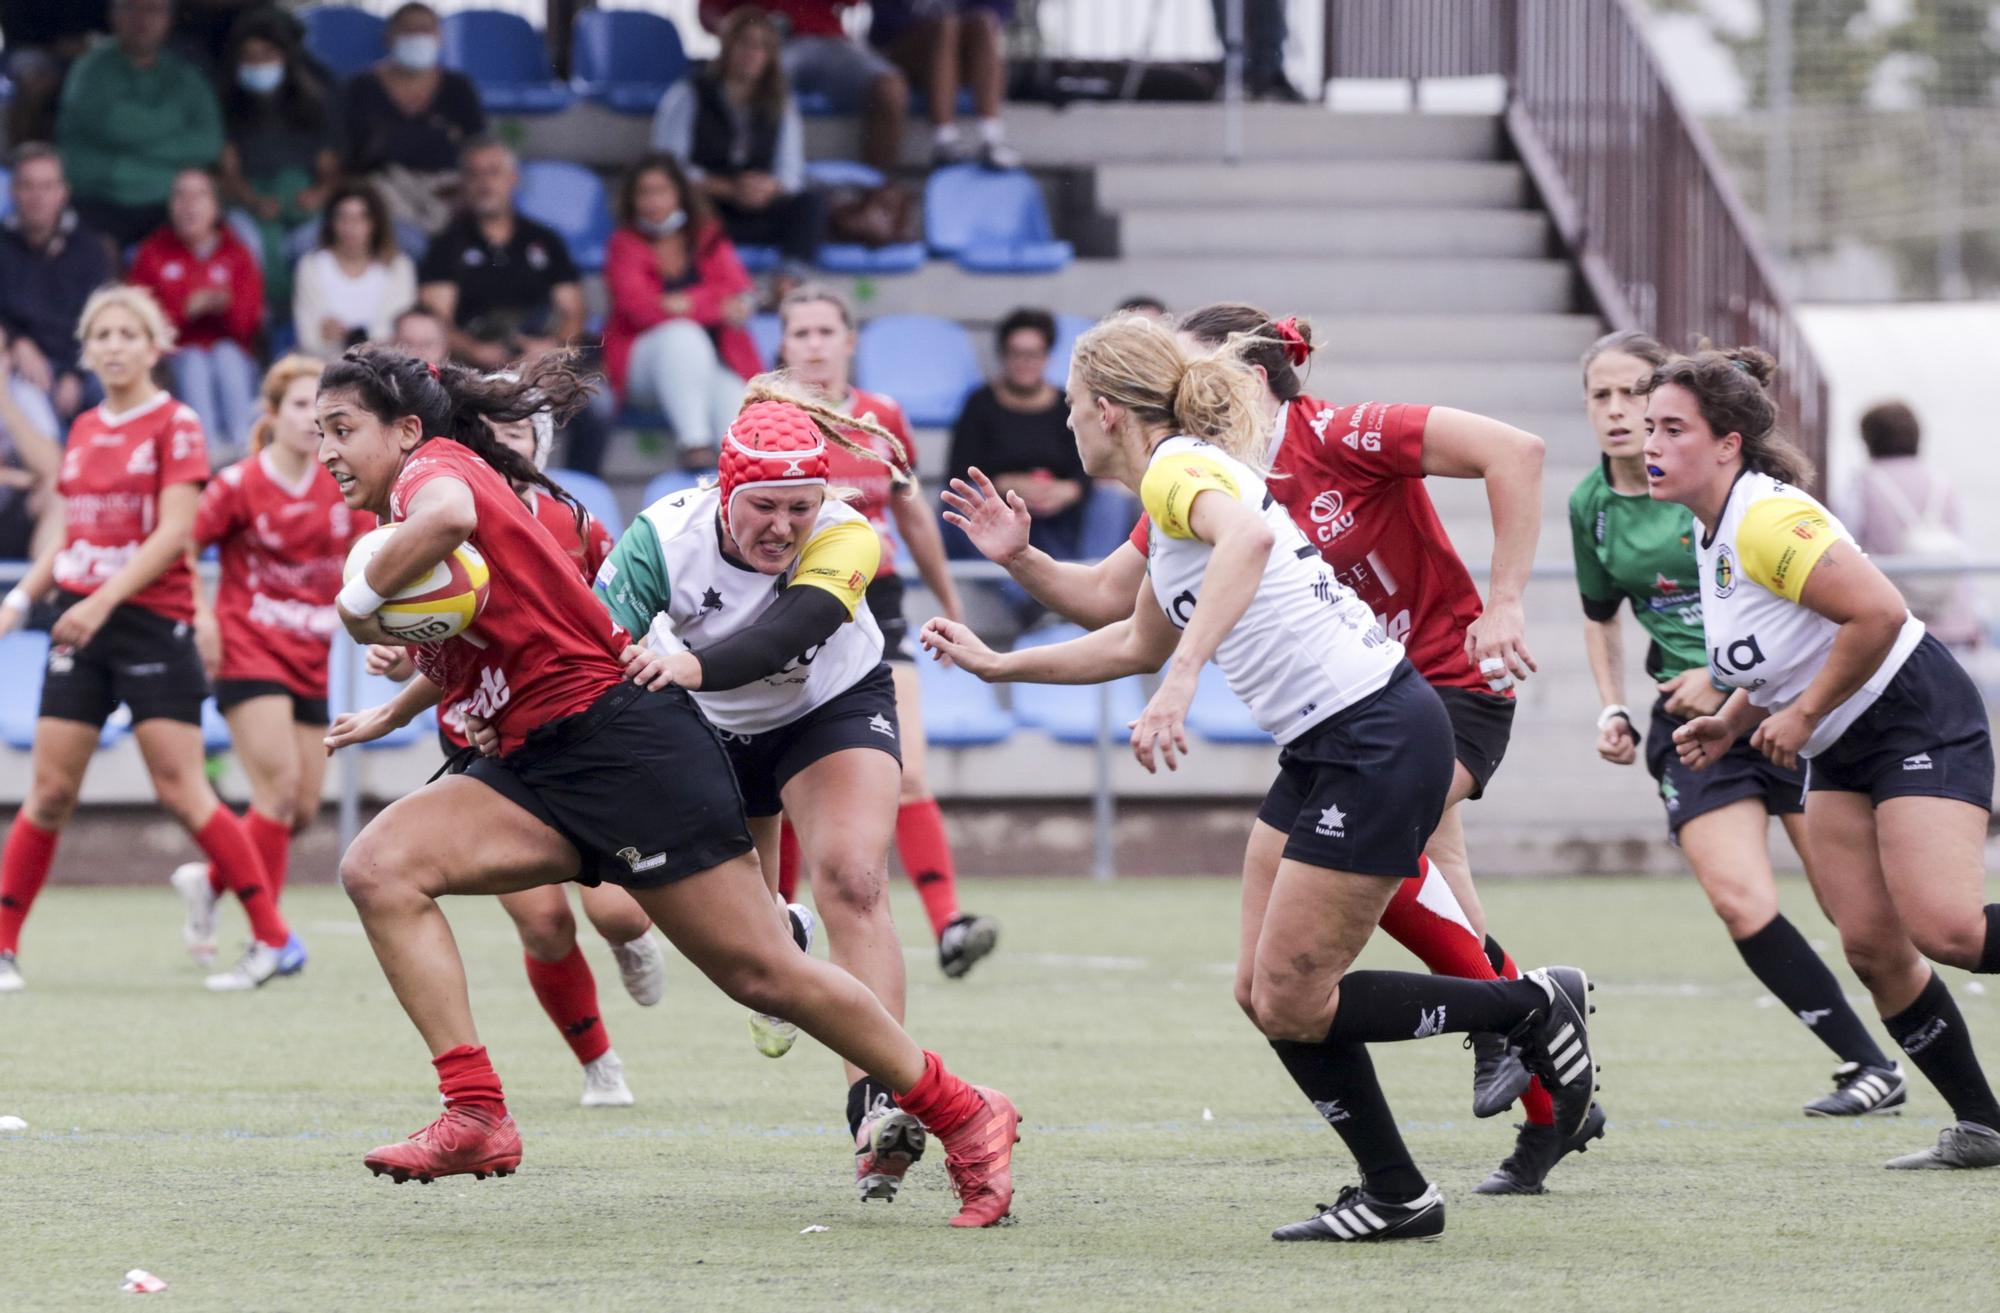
[1978,905,2000,975]
[1883,971,2000,1132]
[1270,1038,1426,1203]
[1483,935,1508,977]
[1325,970,1546,1044]
[1732,914,1890,1067]
[846,1076,895,1139]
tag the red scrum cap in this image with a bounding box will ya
[719,400,828,531]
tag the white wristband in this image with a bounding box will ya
[1596,704,1635,731]
[2,587,29,616]
[338,576,386,618]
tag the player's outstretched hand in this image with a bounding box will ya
[1672,714,1735,771]
[324,703,406,754]
[919,617,1004,680]
[1463,597,1536,687]
[1129,678,1193,774]
[940,467,1031,566]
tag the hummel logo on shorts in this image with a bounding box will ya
[1903,753,1933,771]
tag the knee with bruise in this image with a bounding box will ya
[25,775,80,829]
[811,856,887,920]
[517,905,578,962]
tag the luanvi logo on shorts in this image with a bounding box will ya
[616,846,668,874]
[1314,804,1346,837]
[867,713,895,738]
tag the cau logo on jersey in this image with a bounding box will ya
[1307,489,1355,544]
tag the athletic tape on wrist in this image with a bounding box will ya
[338,575,386,618]
[2,587,29,615]
[1596,703,1634,732]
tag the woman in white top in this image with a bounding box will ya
[922,314,1598,1244]
[292,181,416,360]
[1653,347,2000,1171]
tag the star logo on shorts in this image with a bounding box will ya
[1314,804,1346,837]
[867,713,895,737]
[701,588,724,612]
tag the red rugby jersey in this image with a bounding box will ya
[197,450,369,698]
[390,439,628,755]
[1128,396,1496,695]
[826,387,914,577]
[56,392,210,622]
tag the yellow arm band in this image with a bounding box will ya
[789,518,880,618]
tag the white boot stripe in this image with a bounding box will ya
[1560,1054,1591,1084]
[1553,1039,1582,1069]
[1550,1022,1575,1048]
[1322,1213,1352,1239]
[1354,1204,1386,1230]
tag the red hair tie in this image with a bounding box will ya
[1272,317,1311,368]
[426,361,441,380]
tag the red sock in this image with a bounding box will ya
[896,798,960,938]
[777,820,801,903]
[0,816,59,956]
[244,809,292,902]
[523,947,611,1065]
[894,1050,983,1138]
[1377,858,1496,980]
[434,1043,506,1112]
[195,808,288,948]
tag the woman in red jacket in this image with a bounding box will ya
[602,153,761,472]
[129,168,265,456]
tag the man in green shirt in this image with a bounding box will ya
[55,0,223,247]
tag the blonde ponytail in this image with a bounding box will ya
[1071,312,1270,468]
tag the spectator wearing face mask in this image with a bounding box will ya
[216,8,339,314]
[341,2,485,235]
[56,0,225,247]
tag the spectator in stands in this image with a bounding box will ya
[870,0,1019,169]
[216,7,339,314]
[1836,401,1979,651]
[0,338,65,562]
[418,138,585,370]
[651,8,823,285]
[947,307,1089,562]
[390,305,449,369]
[701,0,907,174]
[1213,0,1303,102]
[1,2,110,147]
[0,145,114,423]
[56,0,225,247]
[341,2,485,235]
[292,181,416,360]
[603,153,759,471]
[129,167,264,455]
[1118,294,1168,319]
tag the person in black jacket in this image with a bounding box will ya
[651,7,822,283]
[0,145,113,422]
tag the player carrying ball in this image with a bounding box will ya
[318,348,1019,1224]
[925,314,1597,1241]
[1651,347,2000,1169]
[0,286,290,994]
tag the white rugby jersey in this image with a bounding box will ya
[1141,436,1402,744]
[1693,470,1924,757]
[595,483,885,734]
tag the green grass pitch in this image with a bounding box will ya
[3,875,1995,1310]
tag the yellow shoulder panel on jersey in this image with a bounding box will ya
[789,517,880,617]
[1737,495,1838,603]
[1139,451,1241,541]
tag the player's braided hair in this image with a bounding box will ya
[319,345,597,534]
[739,370,913,490]
[1635,344,1814,488]
[1071,311,1270,469]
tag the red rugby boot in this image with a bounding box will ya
[940,1087,1021,1228]
[364,1103,522,1184]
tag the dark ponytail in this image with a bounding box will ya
[1177,302,1311,401]
[1636,344,1814,488]
[319,345,599,535]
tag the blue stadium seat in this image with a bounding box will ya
[201,698,232,753]
[0,168,15,221]
[569,9,689,114]
[1009,624,1145,744]
[1046,312,1092,388]
[545,467,624,538]
[1184,662,1264,744]
[514,160,611,272]
[805,159,883,190]
[750,312,782,368]
[854,315,983,428]
[735,245,782,274]
[0,632,124,750]
[641,469,705,508]
[440,10,575,115]
[327,643,433,749]
[915,655,1015,747]
[300,6,386,79]
[923,165,1073,274]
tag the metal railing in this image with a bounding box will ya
[1321,0,1830,478]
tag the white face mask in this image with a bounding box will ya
[636,210,687,239]
[236,62,284,94]
[391,34,441,71]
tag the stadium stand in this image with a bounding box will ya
[440,10,574,115]
[569,9,690,116]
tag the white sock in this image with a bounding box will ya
[977,116,1005,145]
[933,122,962,147]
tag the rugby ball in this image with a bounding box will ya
[343,525,490,643]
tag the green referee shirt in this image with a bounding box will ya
[1568,459,1708,680]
